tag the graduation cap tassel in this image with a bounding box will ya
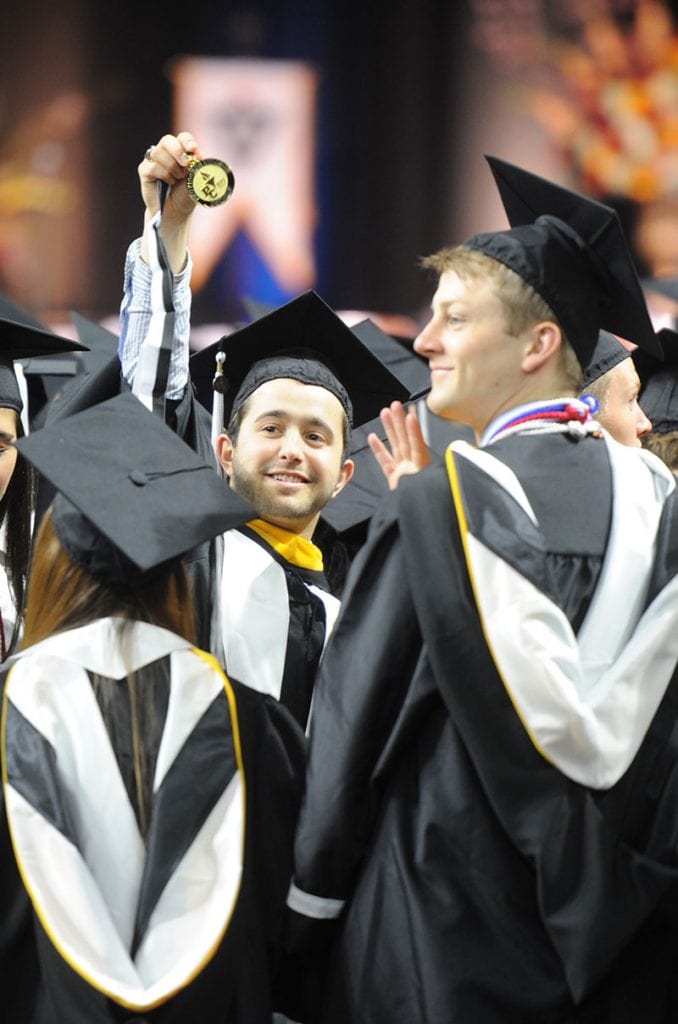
[211,350,227,450]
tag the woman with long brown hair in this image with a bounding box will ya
[1,393,306,1023]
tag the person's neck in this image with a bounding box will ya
[475,382,578,444]
[257,513,319,541]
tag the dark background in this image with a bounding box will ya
[0,0,676,334]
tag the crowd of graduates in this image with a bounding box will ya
[1,131,678,1022]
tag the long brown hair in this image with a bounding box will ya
[21,509,196,650]
[0,413,35,653]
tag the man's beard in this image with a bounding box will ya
[229,455,337,528]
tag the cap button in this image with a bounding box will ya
[129,470,149,486]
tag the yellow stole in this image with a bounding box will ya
[247,519,325,571]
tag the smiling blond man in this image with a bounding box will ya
[286,159,678,1024]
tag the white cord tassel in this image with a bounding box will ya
[211,350,226,450]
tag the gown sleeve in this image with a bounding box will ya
[288,496,420,920]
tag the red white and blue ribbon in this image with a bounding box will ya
[483,396,601,447]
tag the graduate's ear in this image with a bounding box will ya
[521,321,562,374]
[215,433,235,477]
[330,458,355,500]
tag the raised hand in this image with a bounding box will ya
[367,400,430,491]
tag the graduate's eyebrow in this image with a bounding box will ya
[253,409,336,441]
[434,298,467,315]
[0,431,16,444]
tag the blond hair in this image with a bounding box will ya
[421,246,584,393]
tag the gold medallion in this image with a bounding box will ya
[185,157,235,207]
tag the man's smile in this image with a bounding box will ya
[267,470,310,485]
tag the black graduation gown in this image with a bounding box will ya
[1,621,306,1023]
[286,432,678,1023]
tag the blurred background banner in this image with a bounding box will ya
[0,0,676,339]
[171,56,319,318]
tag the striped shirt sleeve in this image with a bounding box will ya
[118,237,193,400]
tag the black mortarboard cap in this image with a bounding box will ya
[0,315,87,413]
[350,318,430,396]
[189,290,411,430]
[632,327,673,391]
[70,310,119,375]
[15,391,254,586]
[239,304,428,396]
[633,328,678,434]
[581,330,631,389]
[465,156,661,368]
